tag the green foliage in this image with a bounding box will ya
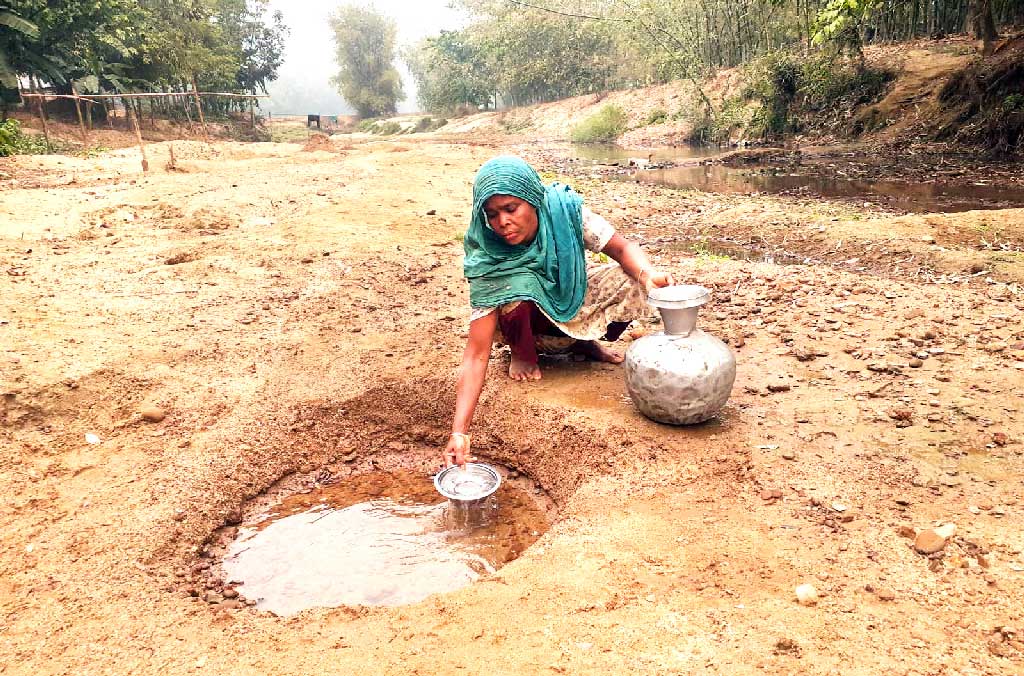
[1,1,287,122]
[570,104,628,144]
[686,95,751,143]
[329,5,404,118]
[812,0,883,57]
[1004,94,1024,113]
[643,108,668,125]
[743,52,894,139]
[0,118,48,155]
[412,116,446,133]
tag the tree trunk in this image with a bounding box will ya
[966,0,997,54]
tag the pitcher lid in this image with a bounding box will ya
[647,284,711,309]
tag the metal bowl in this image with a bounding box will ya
[647,284,711,310]
[434,463,502,502]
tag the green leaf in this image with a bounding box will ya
[0,10,39,39]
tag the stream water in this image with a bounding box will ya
[221,469,549,615]
[571,144,1024,213]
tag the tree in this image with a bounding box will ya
[0,3,38,115]
[329,4,404,118]
[966,0,997,55]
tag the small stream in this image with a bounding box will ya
[571,144,1024,214]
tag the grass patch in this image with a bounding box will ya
[570,104,627,143]
[643,108,668,125]
[270,125,313,143]
[0,119,50,156]
[691,241,733,264]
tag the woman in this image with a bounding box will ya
[444,156,675,467]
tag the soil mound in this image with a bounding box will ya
[935,34,1024,154]
[302,133,336,152]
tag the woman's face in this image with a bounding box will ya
[483,194,538,246]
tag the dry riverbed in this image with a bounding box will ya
[1,134,1022,675]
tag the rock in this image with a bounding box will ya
[795,584,818,606]
[898,525,916,538]
[204,591,223,604]
[219,599,243,610]
[875,588,896,601]
[921,235,935,244]
[909,359,923,368]
[760,489,783,501]
[934,523,957,539]
[888,408,913,421]
[914,525,955,554]
[992,432,1009,446]
[831,502,848,512]
[222,588,239,599]
[781,450,796,460]
[894,496,912,506]
[140,406,165,422]
[225,508,242,526]
[767,382,791,393]
[426,209,437,215]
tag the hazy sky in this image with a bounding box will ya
[264,0,469,115]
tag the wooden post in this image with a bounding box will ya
[70,84,89,146]
[181,94,195,132]
[249,96,255,129]
[29,77,52,152]
[128,101,149,172]
[191,73,210,140]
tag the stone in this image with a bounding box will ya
[767,382,791,393]
[898,525,916,538]
[781,450,796,460]
[909,359,923,368]
[875,588,896,601]
[204,591,223,604]
[795,584,818,606]
[140,406,165,423]
[222,588,238,599]
[914,526,954,554]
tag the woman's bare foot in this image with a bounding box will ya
[572,340,624,364]
[509,355,542,381]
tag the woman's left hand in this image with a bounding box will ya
[641,269,675,292]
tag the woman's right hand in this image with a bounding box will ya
[443,432,474,468]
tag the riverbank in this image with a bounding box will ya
[2,133,1022,674]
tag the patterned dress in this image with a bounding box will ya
[469,208,650,352]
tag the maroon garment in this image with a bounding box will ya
[496,301,629,365]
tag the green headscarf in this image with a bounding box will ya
[463,156,586,322]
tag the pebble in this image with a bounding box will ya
[875,588,896,601]
[204,591,223,604]
[140,405,165,423]
[795,584,818,606]
[781,450,796,460]
[222,588,238,599]
[767,382,791,393]
[909,358,923,368]
[914,524,956,554]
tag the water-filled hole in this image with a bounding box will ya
[198,446,554,616]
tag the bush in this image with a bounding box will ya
[570,104,627,143]
[643,108,668,125]
[743,52,894,139]
[374,121,402,135]
[0,119,49,156]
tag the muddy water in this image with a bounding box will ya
[570,143,725,164]
[221,470,549,615]
[629,163,1024,213]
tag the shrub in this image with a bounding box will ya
[0,119,49,156]
[643,108,668,125]
[374,121,402,135]
[743,52,894,139]
[570,104,627,143]
[414,116,433,132]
